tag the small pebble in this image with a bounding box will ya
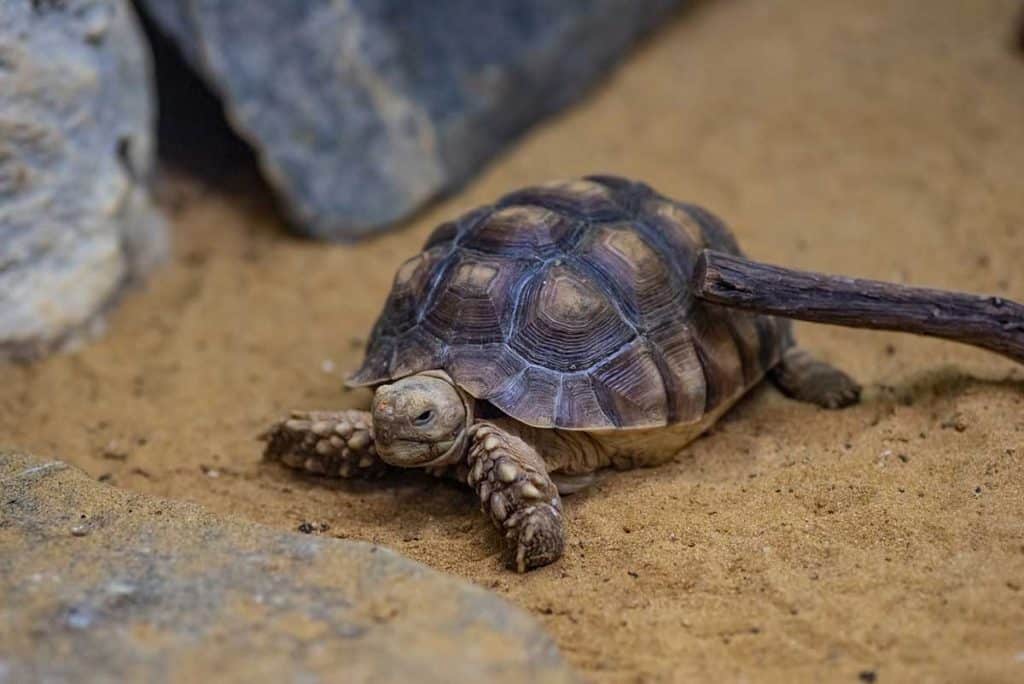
[64,607,95,630]
[70,525,89,537]
[321,359,336,374]
[106,581,136,596]
[101,441,129,461]
[940,413,968,432]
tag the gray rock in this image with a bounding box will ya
[138,0,679,238]
[0,450,577,683]
[135,0,198,64]
[0,0,166,360]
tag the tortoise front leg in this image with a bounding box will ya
[261,410,387,478]
[466,422,564,572]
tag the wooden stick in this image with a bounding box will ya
[692,250,1024,365]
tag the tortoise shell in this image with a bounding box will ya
[349,176,788,430]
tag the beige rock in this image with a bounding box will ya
[0,451,576,684]
[0,1,166,361]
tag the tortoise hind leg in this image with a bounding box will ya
[466,421,564,572]
[770,347,861,409]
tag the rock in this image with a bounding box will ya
[0,0,166,361]
[0,451,577,683]
[134,0,198,65]
[137,0,679,238]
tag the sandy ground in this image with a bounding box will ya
[3,0,1024,681]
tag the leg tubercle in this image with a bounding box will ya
[261,409,386,478]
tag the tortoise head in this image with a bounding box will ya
[371,371,473,467]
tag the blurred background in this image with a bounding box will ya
[2,1,1023,682]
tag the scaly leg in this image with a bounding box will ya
[770,346,861,409]
[261,410,387,478]
[466,422,564,572]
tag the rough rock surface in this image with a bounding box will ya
[137,0,679,238]
[0,451,576,683]
[0,0,166,361]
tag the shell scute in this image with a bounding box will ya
[498,179,627,223]
[555,374,614,429]
[576,222,677,328]
[486,365,562,428]
[446,343,527,399]
[460,205,577,258]
[421,255,508,345]
[384,247,447,334]
[588,341,669,427]
[509,265,635,373]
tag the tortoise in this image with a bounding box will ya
[263,176,860,572]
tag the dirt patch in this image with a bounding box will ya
[3,0,1023,681]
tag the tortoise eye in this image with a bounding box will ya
[414,409,434,426]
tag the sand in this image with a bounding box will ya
[3,0,1023,681]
